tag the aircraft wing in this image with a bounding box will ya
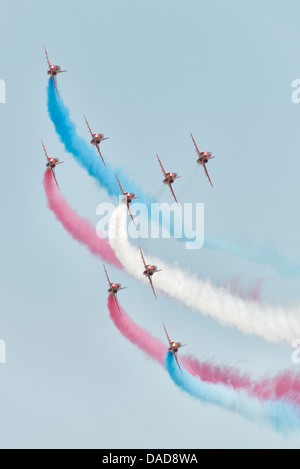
[84,115,94,138]
[51,75,60,98]
[127,203,136,226]
[190,132,202,158]
[44,46,51,68]
[41,139,50,161]
[103,264,112,287]
[163,323,173,348]
[168,183,178,205]
[203,162,213,188]
[156,154,167,176]
[139,246,147,269]
[148,275,157,299]
[113,293,122,315]
[173,351,183,374]
[116,174,125,195]
[95,143,106,166]
[51,168,60,191]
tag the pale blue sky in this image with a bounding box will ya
[1,0,300,448]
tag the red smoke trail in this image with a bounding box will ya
[183,357,300,403]
[226,276,263,303]
[108,295,300,406]
[108,295,166,365]
[43,169,122,268]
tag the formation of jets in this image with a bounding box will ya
[42,48,216,373]
[43,47,216,194]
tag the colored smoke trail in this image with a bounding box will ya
[226,276,263,303]
[165,352,300,434]
[108,295,166,366]
[43,169,122,268]
[184,356,300,405]
[47,78,300,278]
[204,236,300,279]
[108,296,300,406]
[108,205,300,344]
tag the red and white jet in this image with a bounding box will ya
[139,246,161,299]
[156,154,180,205]
[116,174,138,225]
[104,264,126,315]
[190,133,215,188]
[84,115,108,166]
[44,46,67,98]
[163,323,186,374]
[42,139,64,190]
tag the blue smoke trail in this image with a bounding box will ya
[165,352,300,434]
[205,236,300,278]
[47,78,300,278]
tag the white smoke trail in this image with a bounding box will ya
[108,205,300,344]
